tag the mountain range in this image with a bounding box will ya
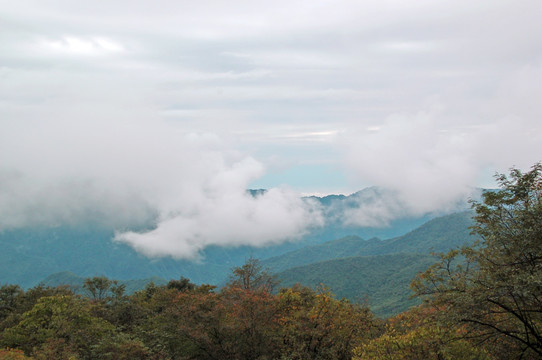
[267,210,475,316]
[0,188,477,316]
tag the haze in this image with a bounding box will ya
[1,0,541,258]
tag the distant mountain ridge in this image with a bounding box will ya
[263,211,474,273]
[267,211,476,317]
[0,188,473,290]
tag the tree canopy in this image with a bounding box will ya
[412,163,542,359]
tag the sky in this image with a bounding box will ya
[1,0,542,258]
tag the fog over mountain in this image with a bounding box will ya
[1,0,541,259]
[1,120,325,258]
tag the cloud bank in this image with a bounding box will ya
[2,0,542,256]
[340,60,542,225]
[0,115,323,259]
[115,187,322,259]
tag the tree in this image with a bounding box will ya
[166,277,195,292]
[0,348,32,359]
[83,276,125,302]
[278,285,375,360]
[157,268,282,359]
[0,284,73,333]
[353,306,491,360]
[1,295,114,358]
[0,285,24,331]
[412,163,542,359]
[227,257,277,293]
[90,333,155,360]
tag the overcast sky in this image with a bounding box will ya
[1,0,541,258]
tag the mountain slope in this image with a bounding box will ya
[263,211,474,273]
[276,253,438,317]
[0,226,236,287]
[0,189,453,288]
[375,210,474,255]
[266,211,475,317]
[261,235,379,273]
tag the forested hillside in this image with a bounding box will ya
[262,211,475,316]
[33,210,475,318]
[263,210,474,273]
[0,265,378,360]
[276,253,438,317]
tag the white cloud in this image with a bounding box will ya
[115,187,322,259]
[42,36,124,55]
[340,60,542,225]
[2,0,542,254]
[0,111,323,258]
[342,109,477,217]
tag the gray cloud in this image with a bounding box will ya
[0,112,324,258]
[2,0,542,254]
[340,60,542,225]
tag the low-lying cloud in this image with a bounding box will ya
[115,187,322,259]
[2,0,542,257]
[0,115,323,259]
[343,109,479,219]
[340,61,542,226]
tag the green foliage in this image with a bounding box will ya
[0,284,73,334]
[277,285,376,360]
[412,163,542,359]
[0,286,24,327]
[0,184,515,359]
[353,306,491,360]
[166,277,195,292]
[227,257,277,292]
[0,348,32,360]
[277,253,438,317]
[120,259,376,360]
[41,271,168,296]
[90,333,154,360]
[263,211,474,273]
[83,276,125,302]
[263,211,474,317]
[134,279,281,359]
[1,294,114,358]
[383,210,474,254]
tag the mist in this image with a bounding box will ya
[2,0,542,258]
